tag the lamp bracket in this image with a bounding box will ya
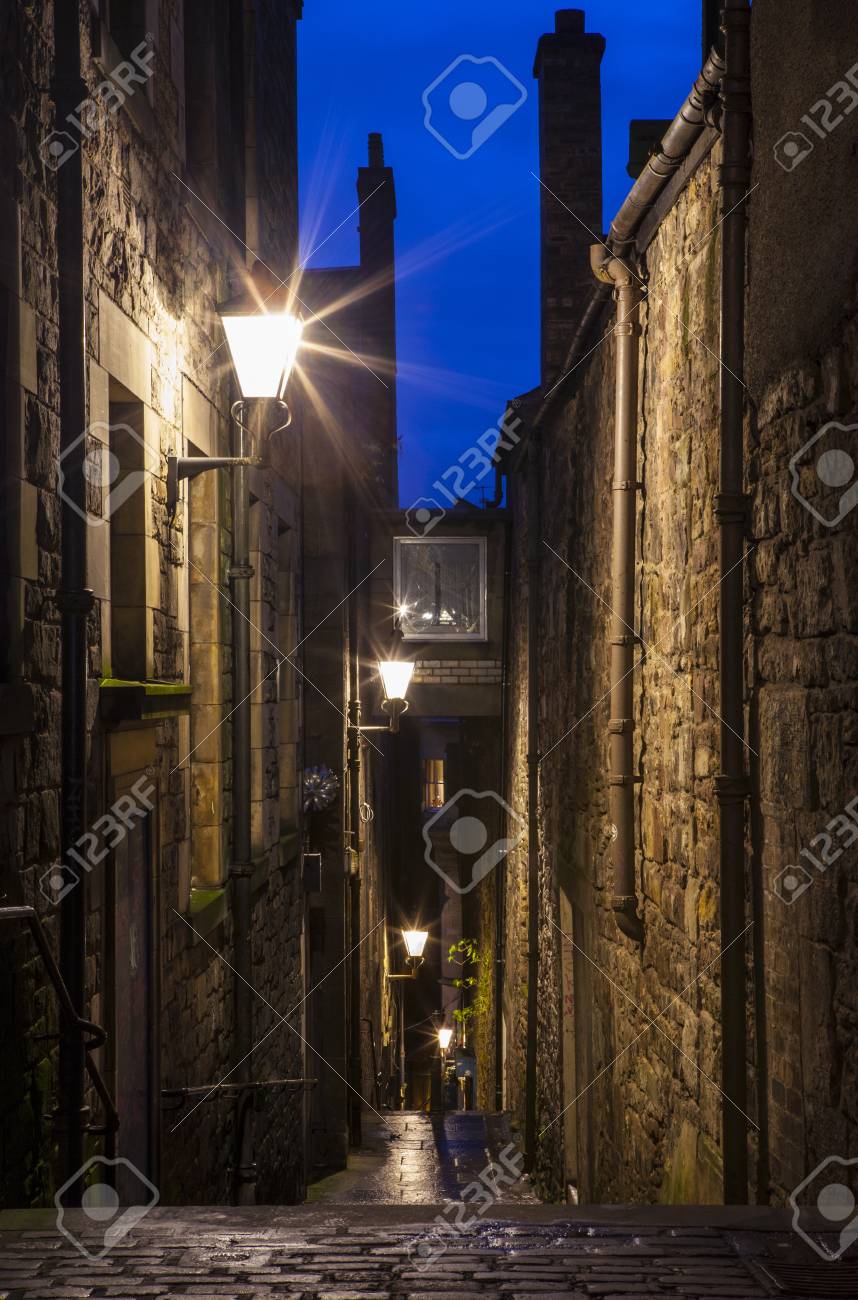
[167,453,262,518]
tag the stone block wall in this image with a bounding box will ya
[494,143,732,1205]
[1,0,306,1207]
[487,0,858,1208]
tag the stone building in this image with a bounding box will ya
[0,0,398,1209]
[474,0,858,1206]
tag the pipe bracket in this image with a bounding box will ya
[713,492,748,524]
[229,563,255,580]
[609,633,640,646]
[608,774,643,787]
[608,718,633,734]
[613,480,643,491]
[714,773,750,804]
[229,862,254,879]
[55,588,96,615]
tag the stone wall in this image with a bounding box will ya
[490,0,858,1208]
[0,0,307,1207]
[495,141,733,1204]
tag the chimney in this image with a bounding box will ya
[356,134,398,502]
[358,132,396,273]
[534,10,605,386]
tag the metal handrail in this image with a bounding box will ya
[0,905,119,1138]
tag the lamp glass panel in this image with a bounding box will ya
[401,928,428,959]
[378,659,414,701]
[221,312,303,398]
[437,1026,453,1050]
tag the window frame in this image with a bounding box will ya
[393,535,488,642]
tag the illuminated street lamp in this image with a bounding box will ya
[219,266,303,400]
[164,260,301,1202]
[167,263,302,513]
[437,1025,453,1053]
[388,926,429,979]
[347,647,414,740]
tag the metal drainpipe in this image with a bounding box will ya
[346,483,363,1148]
[524,437,540,1170]
[495,462,511,1111]
[591,247,644,945]
[230,402,255,1204]
[716,0,752,1205]
[52,0,93,1196]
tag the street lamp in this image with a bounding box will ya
[347,647,414,740]
[166,262,303,514]
[437,1025,453,1053]
[166,259,301,1202]
[387,926,428,979]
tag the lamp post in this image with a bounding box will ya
[386,926,428,1110]
[171,260,301,1202]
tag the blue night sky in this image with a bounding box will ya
[297,2,703,508]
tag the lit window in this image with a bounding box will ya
[394,537,487,641]
[423,758,445,809]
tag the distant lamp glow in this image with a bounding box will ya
[378,659,414,702]
[402,928,428,960]
[218,262,303,399]
[437,1026,453,1052]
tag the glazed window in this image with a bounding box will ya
[423,758,445,810]
[394,537,487,641]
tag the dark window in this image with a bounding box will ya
[108,398,149,681]
[107,0,148,60]
[394,537,487,641]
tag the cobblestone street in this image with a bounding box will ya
[1,1114,854,1298]
[0,1202,846,1299]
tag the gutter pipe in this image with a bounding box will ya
[715,0,752,1205]
[230,404,255,1204]
[524,434,540,1168]
[591,249,644,944]
[53,0,93,1198]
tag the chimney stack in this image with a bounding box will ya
[534,10,605,386]
[356,134,398,502]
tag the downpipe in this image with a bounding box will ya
[591,247,644,945]
[716,0,752,1205]
[524,437,540,1170]
[52,0,94,1195]
[230,401,255,1204]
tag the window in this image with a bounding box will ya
[394,537,487,641]
[108,398,150,681]
[423,758,445,810]
[106,0,148,60]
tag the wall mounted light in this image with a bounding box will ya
[387,926,428,980]
[167,262,302,515]
[437,1025,453,1053]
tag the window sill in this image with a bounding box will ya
[99,679,193,725]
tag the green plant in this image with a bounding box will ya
[448,939,489,1027]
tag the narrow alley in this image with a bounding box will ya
[2,1,858,1299]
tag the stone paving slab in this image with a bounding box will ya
[1,1206,851,1300]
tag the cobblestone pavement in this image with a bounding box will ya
[2,1205,849,1299]
[1,1113,855,1298]
[307,1111,538,1205]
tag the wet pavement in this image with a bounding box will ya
[2,1113,856,1298]
[307,1110,538,1205]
